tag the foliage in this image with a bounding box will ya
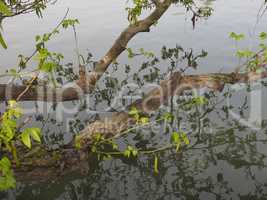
[229,32,245,41]
[127,48,154,59]
[20,128,41,149]
[62,18,79,29]
[126,0,213,26]
[0,1,12,16]
[0,101,42,190]
[0,0,267,193]
[0,0,49,18]
[126,0,152,24]
[0,0,12,49]
[0,100,22,152]
[0,157,15,190]
[79,107,194,174]
[0,0,51,49]
[129,106,150,125]
[0,15,81,190]
[229,31,267,73]
[183,96,208,110]
[7,17,79,87]
[35,18,79,83]
[171,130,190,152]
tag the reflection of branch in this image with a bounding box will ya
[1,70,266,102]
[16,73,38,101]
[78,70,267,147]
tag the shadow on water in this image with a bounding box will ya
[1,45,267,199]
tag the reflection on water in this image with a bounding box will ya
[0,44,267,199]
[1,0,267,199]
[4,99,267,200]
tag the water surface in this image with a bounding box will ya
[1,0,267,199]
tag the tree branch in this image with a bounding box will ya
[77,70,267,147]
[76,0,173,92]
[0,0,173,101]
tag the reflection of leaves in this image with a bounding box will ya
[124,146,138,158]
[161,45,207,71]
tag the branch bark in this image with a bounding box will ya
[77,0,173,91]
[77,70,267,147]
[0,0,173,102]
[4,0,267,182]
[11,70,267,181]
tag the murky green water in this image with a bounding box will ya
[1,0,267,199]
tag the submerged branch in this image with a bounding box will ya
[77,70,267,147]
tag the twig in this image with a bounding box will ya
[16,74,38,101]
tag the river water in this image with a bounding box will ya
[1,0,267,199]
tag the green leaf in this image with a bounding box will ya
[229,32,245,41]
[259,32,267,40]
[75,135,82,149]
[236,49,253,58]
[127,146,133,151]
[35,35,41,42]
[132,149,138,157]
[181,132,190,145]
[171,132,180,144]
[124,150,131,158]
[154,155,159,174]
[29,128,41,143]
[21,131,31,149]
[8,100,17,108]
[0,157,16,190]
[139,117,149,124]
[40,62,56,73]
[0,32,7,49]
[129,107,139,115]
[62,19,79,29]
[127,48,134,58]
[0,157,11,169]
[2,123,14,141]
[163,112,173,121]
[112,143,118,150]
[0,1,12,16]
[229,32,236,39]
[175,143,181,152]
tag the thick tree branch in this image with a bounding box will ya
[9,70,267,181]
[77,70,267,147]
[0,84,83,102]
[0,0,173,101]
[76,0,173,91]
[0,71,266,102]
